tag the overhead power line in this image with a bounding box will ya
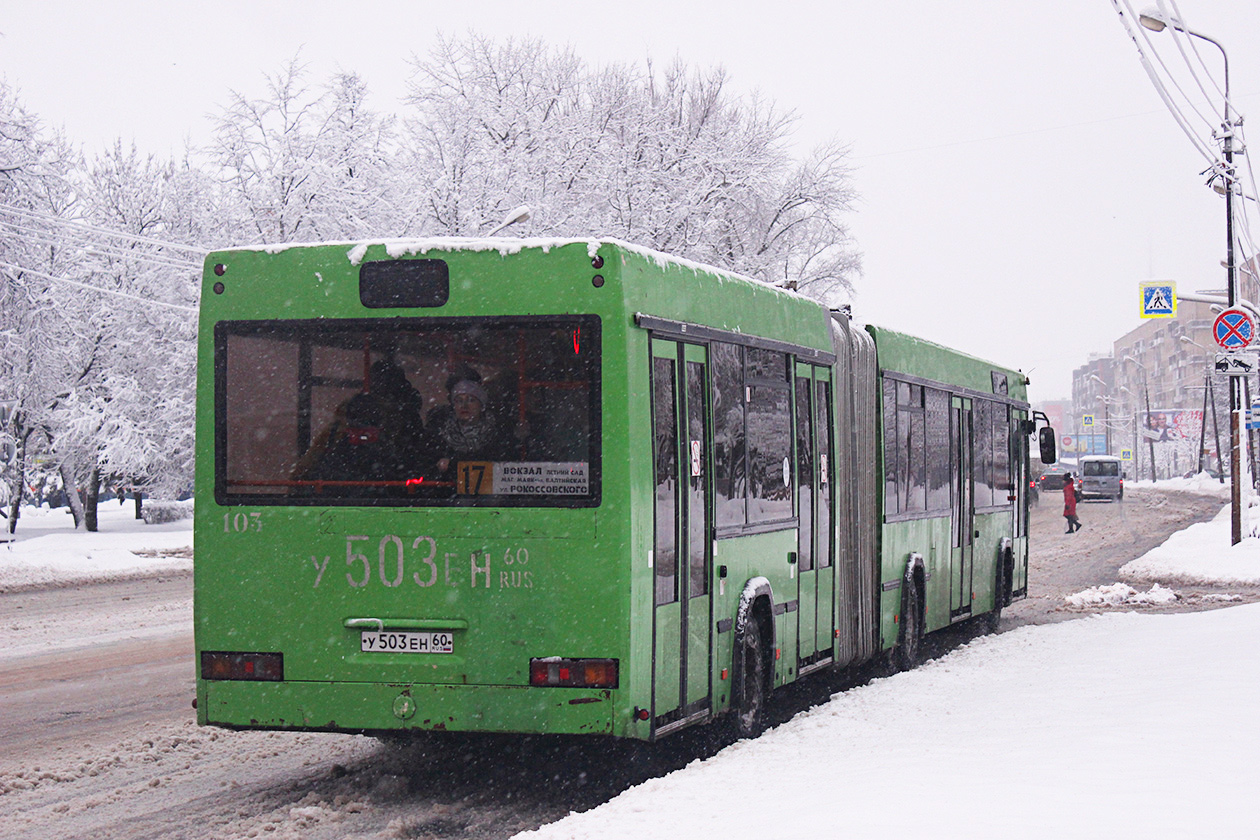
[0,260,198,313]
[0,204,208,258]
[0,218,201,273]
[1112,0,1259,266]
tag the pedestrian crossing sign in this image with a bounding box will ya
[1121,448,1133,461]
[1140,282,1176,318]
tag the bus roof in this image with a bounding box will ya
[865,324,1029,401]
[208,236,810,306]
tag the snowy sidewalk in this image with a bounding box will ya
[519,604,1260,839]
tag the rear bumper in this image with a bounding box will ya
[197,679,626,737]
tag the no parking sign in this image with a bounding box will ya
[1214,308,1255,350]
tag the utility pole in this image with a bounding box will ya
[1140,12,1243,543]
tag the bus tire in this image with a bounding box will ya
[978,548,1009,635]
[892,577,923,672]
[730,615,770,739]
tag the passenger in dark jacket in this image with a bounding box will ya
[301,393,404,487]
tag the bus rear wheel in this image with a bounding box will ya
[977,550,1009,635]
[892,579,923,672]
[731,617,769,739]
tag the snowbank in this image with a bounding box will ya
[1125,471,1232,498]
[1120,503,1260,585]
[0,504,192,591]
[1063,581,1181,607]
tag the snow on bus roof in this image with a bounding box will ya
[865,323,1026,378]
[218,236,807,302]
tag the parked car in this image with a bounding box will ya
[1038,470,1073,493]
[1079,455,1124,501]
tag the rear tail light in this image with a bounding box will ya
[201,651,284,681]
[529,657,618,688]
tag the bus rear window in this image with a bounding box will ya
[216,316,600,506]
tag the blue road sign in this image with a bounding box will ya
[1141,282,1176,318]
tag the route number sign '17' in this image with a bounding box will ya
[1214,308,1255,349]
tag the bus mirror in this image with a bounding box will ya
[1039,428,1057,464]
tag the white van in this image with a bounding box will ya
[1079,455,1124,501]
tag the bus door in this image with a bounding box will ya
[1011,409,1029,595]
[795,364,836,669]
[650,340,712,729]
[951,397,975,618]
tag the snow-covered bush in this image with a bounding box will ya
[141,499,194,525]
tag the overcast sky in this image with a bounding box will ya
[4,1,1259,400]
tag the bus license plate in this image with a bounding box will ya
[360,630,454,654]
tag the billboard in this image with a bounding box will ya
[1059,433,1108,455]
[1143,409,1203,443]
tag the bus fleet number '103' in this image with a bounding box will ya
[310,535,534,591]
[224,512,262,533]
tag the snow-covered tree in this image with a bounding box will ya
[0,80,93,530]
[212,39,860,297]
[399,35,861,302]
[211,58,398,244]
[399,35,588,236]
[2,86,206,532]
[63,141,202,524]
[308,72,400,239]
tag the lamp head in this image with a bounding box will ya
[1139,12,1167,32]
[485,205,532,236]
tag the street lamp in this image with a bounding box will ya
[1119,385,1141,474]
[1140,8,1243,543]
[1125,355,1159,481]
[485,205,532,237]
[1088,374,1112,454]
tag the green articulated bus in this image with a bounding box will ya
[195,237,1053,741]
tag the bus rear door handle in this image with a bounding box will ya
[344,617,469,631]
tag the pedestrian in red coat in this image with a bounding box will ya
[1063,472,1082,533]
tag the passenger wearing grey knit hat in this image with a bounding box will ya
[450,379,489,408]
[432,374,507,474]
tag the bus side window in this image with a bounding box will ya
[652,357,679,605]
[712,343,746,528]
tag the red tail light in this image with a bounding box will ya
[201,651,284,681]
[529,657,618,688]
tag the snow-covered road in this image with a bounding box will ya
[2,479,1258,839]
